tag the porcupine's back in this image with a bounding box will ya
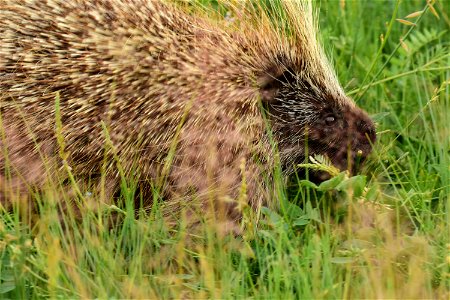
[0,0,267,205]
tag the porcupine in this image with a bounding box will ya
[0,0,376,224]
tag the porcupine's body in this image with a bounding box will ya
[0,0,375,222]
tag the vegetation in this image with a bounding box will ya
[1,0,449,298]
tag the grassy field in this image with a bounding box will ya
[1,0,449,298]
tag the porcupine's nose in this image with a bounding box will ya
[349,112,376,175]
[355,116,376,154]
[338,105,375,175]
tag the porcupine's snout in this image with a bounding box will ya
[330,105,376,175]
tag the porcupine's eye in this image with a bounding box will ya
[324,115,336,126]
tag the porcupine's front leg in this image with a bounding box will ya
[164,123,267,234]
[0,114,56,208]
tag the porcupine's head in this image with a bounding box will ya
[255,2,376,179]
[262,68,376,179]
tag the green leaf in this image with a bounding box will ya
[292,216,311,227]
[317,172,346,191]
[0,281,16,294]
[298,180,319,190]
[280,199,303,219]
[260,207,282,225]
[335,175,366,198]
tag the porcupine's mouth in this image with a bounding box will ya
[308,143,373,182]
[287,136,373,183]
[310,153,367,182]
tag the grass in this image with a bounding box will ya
[1,0,449,298]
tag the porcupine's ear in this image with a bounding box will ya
[259,66,296,103]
